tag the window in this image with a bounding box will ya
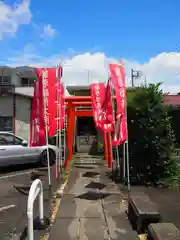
[21,77,34,86]
[0,134,14,145]
[0,136,8,145]
[0,134,22,145]
[0,117,13,132]
[14,136,23,145]
[0,76,11,85]
[21,78,28,86]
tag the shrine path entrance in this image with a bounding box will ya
[48,154,134,240]
[76,117,98,155]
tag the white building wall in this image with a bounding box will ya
[15,96,31,141]
[0,96,13,116]
[0,95,31,141]
[11,69,21,86]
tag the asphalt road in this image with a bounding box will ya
[0,164,60,239]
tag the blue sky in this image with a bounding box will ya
[0,0,180,92]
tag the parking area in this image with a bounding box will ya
[0,164,60,239]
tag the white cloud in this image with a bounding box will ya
[0,0,32,39]
[8,43,40,63]
[41,24,56,38]
[4,50,180,94]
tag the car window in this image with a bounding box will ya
[0,134,22,145]
[0,136,9,145]
[14,136,23,145]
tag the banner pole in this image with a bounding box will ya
[126,139,130,192]
[33,82,37,145]
[57,64,63,177]
[59,90,62,176]
[63,83,66,167]
[123,142,126,182]
[124,78,130,193]
[42,69,51,187]
[31,81,37,146]
[36,80,40,145]
[55,66,60,179]
[109,78,120,174]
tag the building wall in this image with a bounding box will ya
[0,95,31,141]
[0,67,34,86]
[0,96,14,116]
[15,96,31,141]
[11,69,21,86]
[0,68,21,86]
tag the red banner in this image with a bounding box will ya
[35,69,46,146]
[36,68,57,137]
[30,78,46,146]
[109,62,127,145]
[56,66,65,130]
[100,79,114,132]
[90,82,106,130]
[30,67,62,145]
[44,68,57,136]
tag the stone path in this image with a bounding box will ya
[49,155,137,239]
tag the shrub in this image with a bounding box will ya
[127,83,175,184]
[168,105,180,147]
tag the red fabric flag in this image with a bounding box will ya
[109,62,127,145]
[90,82,106,130]
[44,68,57,136]
[30,78,46,146]
[35,69,45,143]
[36,68,57,137]
[34,69,46,145]
[100,79,114,132]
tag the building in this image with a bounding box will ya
[0,66,34,140]
[0,66,70,141]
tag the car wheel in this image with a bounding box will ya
[39,149,55,167]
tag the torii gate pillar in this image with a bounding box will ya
[64,96,113,169]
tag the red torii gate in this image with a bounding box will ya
[64,96,113,169]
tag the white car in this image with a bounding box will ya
[0,132,59,167]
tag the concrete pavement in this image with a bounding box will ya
[0,165,60,239]
[49,155,138,239]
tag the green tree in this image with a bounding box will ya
[127,83,175,184]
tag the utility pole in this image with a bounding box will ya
[84,69,90,84]
[131,68,143,87]
[144,76,147,86]
[131,69,134,87]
